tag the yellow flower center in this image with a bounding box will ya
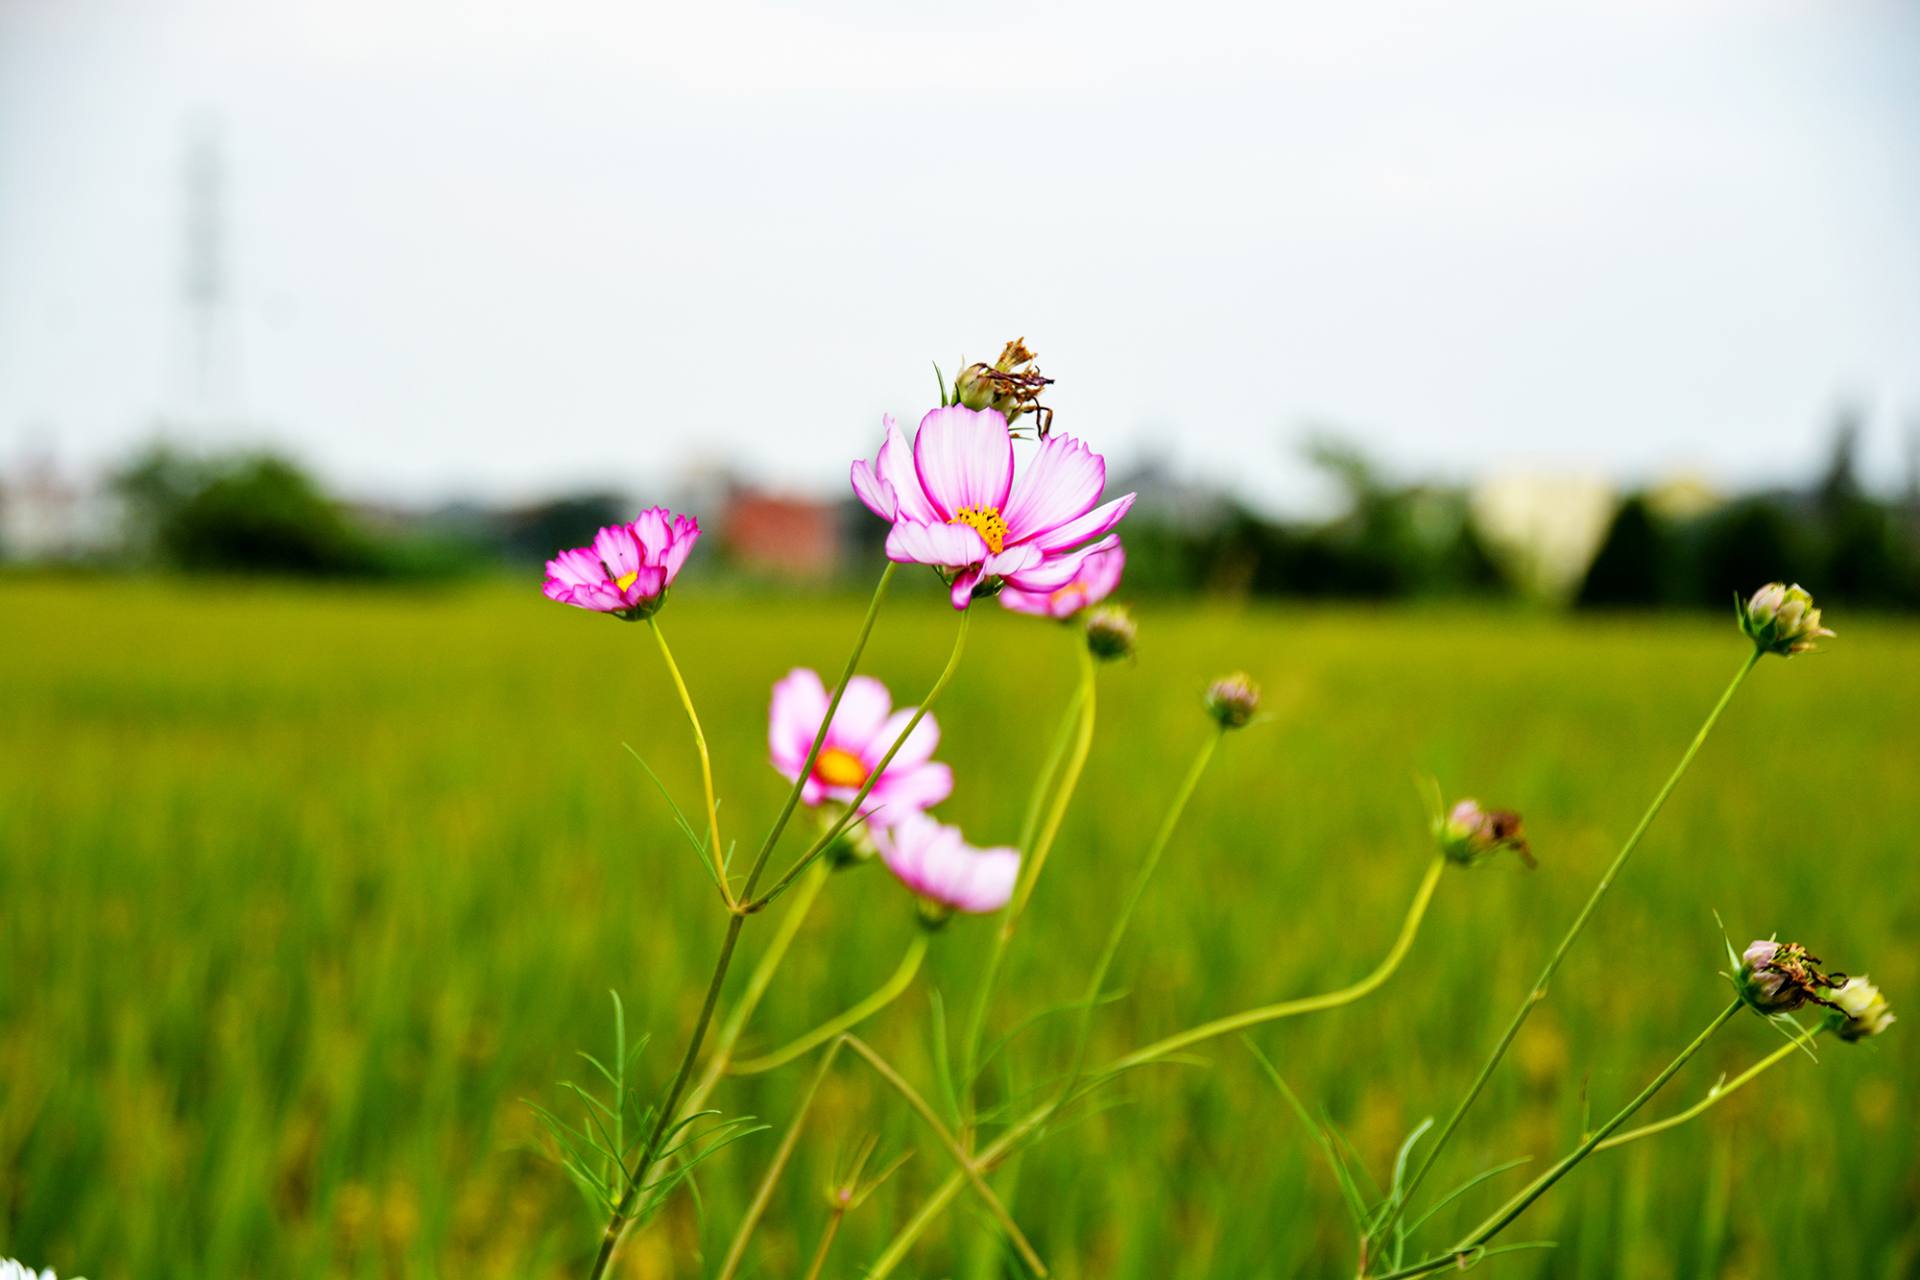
[814,747,870,789]
[948,504,1008,555]
[614,569,640,592]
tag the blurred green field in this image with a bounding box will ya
[2,576,1916,1279]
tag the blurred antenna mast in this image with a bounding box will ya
[174,113,244,429]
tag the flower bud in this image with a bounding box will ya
[952,338,1053,433]
[1735,582,1834,656]
[1084,604,1137,661]
[1204,672,1260,728]
[1828,975,1894,1042]
[1735,939,1845,1015]
[1436,798,1534,868]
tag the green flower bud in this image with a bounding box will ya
[1084,605,1137,662]
[1204,672,1260,729]
[1828,975,1894,1042]
[1436,798,1534,868]
[1735,582,1834,656]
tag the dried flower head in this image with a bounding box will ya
[954,337,1054,435]
[1437,798,1535,868]
[1736,939,1847,1015]
[1204,672,1261,729]
[1735,582,1834,656]
[1083,603,1138,662]
[1828,975,1895,1042]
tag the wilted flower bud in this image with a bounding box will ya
[1735,582,1834,656]
[1204,672,1260,728]
[953,338,1054,433]
[1084,604,1137,661]
[1735,939,1846,1015]
[1828,975,1894,1042]
[1436,799,1535,868]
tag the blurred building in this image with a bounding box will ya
[721,490,842,580]
[0,454,119,561]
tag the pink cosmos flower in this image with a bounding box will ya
[769,668,953,819]
[851,406,1135,610]
[542,508,700,619]
[999,537,1125,619]
[873,812,1020,915]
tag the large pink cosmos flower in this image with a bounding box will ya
[543,508,700,619]
[873,812,1020,915]
[851,406,1135,610]
[769,669,953,819]
[999,537,1125,619]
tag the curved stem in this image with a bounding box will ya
[1065,728,1221,1089]
[1377,650,1761,1241]
[1593,1024,1820,1154]
[732,934,929,1076]
[961,643,1097,1123]
[648,616,728,904]
[1374,1000,1745,1279]
[866,856,1447,1278]
[747,609,972,912]
[1104,855,1444,1074]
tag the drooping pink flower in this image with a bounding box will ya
[851,406,1135,610]
[769,669,952,819]
[999,537,1125,619]
[872,811,1020,915]
[542,508,700,619]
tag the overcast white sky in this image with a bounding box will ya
[3,0,1917,510]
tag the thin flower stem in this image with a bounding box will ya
[1376,649,1762,1242]
[840,1035,1049,1278]
[735,563,897,902]
[746,609,973,912]
[586,566,898,1280]
[1593,1024,1821,1154]
[731,934,930,1076]
[960,642,1097,1125]
[802,1211,846,1280]
[1372,1000,1745,1280]
[714,1037,847,1280]
[1104,854,1445,1074]
[865,856,1447,1278]
[648,616,729,906]
[680,858,832,1118]
[1065,728,1222,1089]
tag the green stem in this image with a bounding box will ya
[1377,649,1761,1241]
[746,609,973,912]
[1374,1000,1745,1279]
[731,934,929,1076]
[714,1037,847,1280]
[841,1036,1049,1278]
[680,857,831,1118]
[1064,728,1221,1089]
[865,856,1446,1278]
[1593,1025,1820,1154]
[586,566,896,1280]
[961,643,1097,1124]
[648,616,728,903]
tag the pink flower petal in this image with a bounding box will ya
[830,675,893,748]
[1001,433,1106,544]
[850,458,898,520]
[769,668,831,774]
[632,508,672,562]
[620,564,667,605]
[1025,492,1135,554]
[866,761,955,821]
[948,565,982,610]
[871,706,939,769]
[885,520,988,568]
[912,406,1013,520]
[592,524,643,577]
[660,523,700,582]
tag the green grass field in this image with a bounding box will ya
[3,576,1915,1279]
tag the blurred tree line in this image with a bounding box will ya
[94,421,1920,611]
